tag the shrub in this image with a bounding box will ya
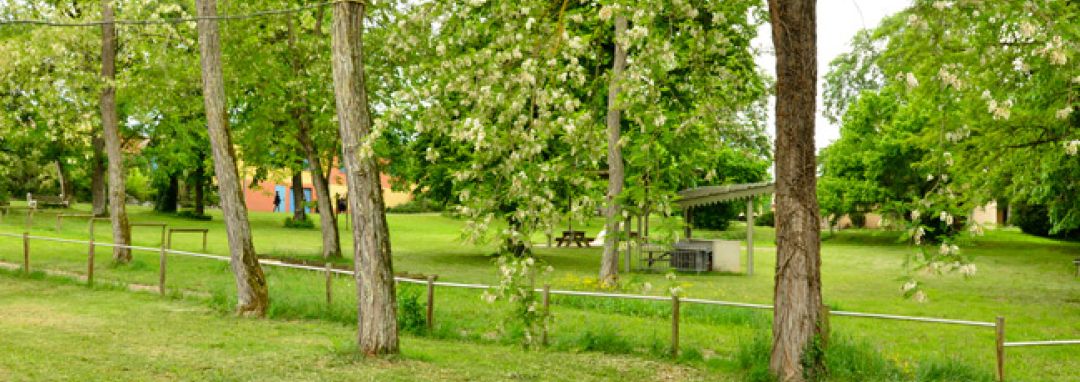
[1009,203,1080,239]
[176,210,212,221]
[735,333,903,382]
[570,325,635,354]
[396,284,427,335]
[755,210,775,227]
[690,202,741,230]
[387,198,444,214]
[125,167,155,202]
[283,216,315,229]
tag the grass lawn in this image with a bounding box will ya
[0,275,710,381]
[0,202,1077,381]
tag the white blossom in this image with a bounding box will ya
[1065,140,1080,156]
[1018,22,1036,38]
[1056,106,1074,120]
[913,290,928,303]
[598,6,613,21]
[901,280,918,292]
[904,72,919,89]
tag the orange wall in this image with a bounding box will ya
[242,166,411,213]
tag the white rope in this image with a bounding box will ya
[1004,340,1080,347]
[829,310,995,327]
[0,230,1004,328]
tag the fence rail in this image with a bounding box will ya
[1,230,1075,381]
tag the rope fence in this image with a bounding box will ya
[0,230,1074,381]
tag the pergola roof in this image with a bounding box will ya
[675,181,775,208]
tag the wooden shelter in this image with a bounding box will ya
[675,181,775,276]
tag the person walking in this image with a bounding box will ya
[273,192,282,212]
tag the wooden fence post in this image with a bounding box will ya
[426,275,437,331]
[542,284,551,346]
[671,293,680,358]
[996,316,1005,382]
[159,235,169,296]
[56,214,62,232]
[22,231,29,274]
[87,237,95,286]
[201,231,208,252]
[325,262,333,306]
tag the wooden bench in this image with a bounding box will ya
[27,193,69,208]
[168,228,210,252]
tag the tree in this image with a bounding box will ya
[330,0,399,355]
[91,135,107,216]
[194,0,269,316]
[821,1,1077,297]
[599,15,627,286]
[767,0,826,380]
[287,9,341,258]
[100,0,132,263]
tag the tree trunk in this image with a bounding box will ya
[195,0,269,316]
[193,160,206,216]
[91,135,108,216]
[291,171,306,221]
[54,160,74,204]
[289,11,340,259]
[599,16,628,286]
[100,0,131,263]
[768,1,827,381]
[331,0,399,355]
[156,172,179,213]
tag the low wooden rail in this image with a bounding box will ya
[56,214,94,232]
[0,206,36,229]
[167,228,209,252]
[2,230,1076,380]
[130,222,168,246]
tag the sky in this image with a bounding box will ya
[753,0,912,152]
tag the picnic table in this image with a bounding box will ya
[555,230,591,247]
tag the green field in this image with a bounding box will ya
[0,203,1077,381]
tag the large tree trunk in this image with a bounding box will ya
[291,171,306,221]
[195,0,269,316]
[768,1,827,381]
[91,135,108,216]
[100,0,131,263]
[288,12,340,259]
[331,1,399,355]
[599,16,628,286]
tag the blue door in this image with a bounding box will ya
[273,185,287,213]
[303,188,313,213]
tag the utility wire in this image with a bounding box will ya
[0,1,348,27]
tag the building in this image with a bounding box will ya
[241,165,411,214]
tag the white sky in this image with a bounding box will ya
[753,0,912,152]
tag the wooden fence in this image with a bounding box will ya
[1,230,1076,381]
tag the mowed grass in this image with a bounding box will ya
[0,202,1077,381]
[0,275,711,381]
